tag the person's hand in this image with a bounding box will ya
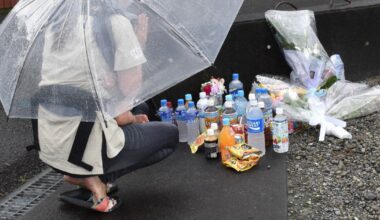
[135,14,149,48]
[134,114,149,124]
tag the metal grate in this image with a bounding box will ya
[0,168,63,220]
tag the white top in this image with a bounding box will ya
[38,14,146,175]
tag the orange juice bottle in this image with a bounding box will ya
[219,118,235,162]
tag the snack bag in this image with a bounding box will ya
[228,143,261,160]
[223,156,260,172]
[190,132,206,154]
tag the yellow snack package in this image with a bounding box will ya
[228,143,261,160]
[223,156,260,172]
[190,132,206,154]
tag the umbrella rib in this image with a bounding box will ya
[8,0,65,118]
[135,0,212,65]
[56,0,75,50]
[82,0,107,125]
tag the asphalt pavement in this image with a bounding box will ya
[22,144,287,220]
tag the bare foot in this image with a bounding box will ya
[63,176,107,201]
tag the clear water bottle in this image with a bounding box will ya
[185,93,193,109]
[158,99,172,123]
[246,93,256,113]
[255,88,264,101]
[176,99,187,143]
[167,101,175,125]
[229,73,243,98]
[210,122,219,153]
[224,94,235,109]
[258,88,273,148]
[234,90,248,119]
[186,101,199,145]
[272,108,289,153]
[246,99,265,156]
[330,54,345,80]
[197,92,208,133]
[250,82,259,95]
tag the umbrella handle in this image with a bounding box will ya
[274,1,298,10]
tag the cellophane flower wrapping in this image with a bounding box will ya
[265,10,338,90]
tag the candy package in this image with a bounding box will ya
[228,143,261,160]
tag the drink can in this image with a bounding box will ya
[234,135,244,144]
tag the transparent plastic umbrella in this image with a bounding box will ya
[0,0,243,121]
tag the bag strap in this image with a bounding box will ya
[67,122,95,171]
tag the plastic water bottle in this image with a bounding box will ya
[222,101,238,125]
[242,93,257,138]
[229,73,243,98]
[250,82,259,95]
[211,122,219,136]
[246,93,256,113]
[211,122,219,153]
[167,101,175,125]
[258,88,273,147]
[197,92,208,133]
[186,101,199,145]
[176,99,187,143]
[185,93,193,109]
[255,88,264,101]
[234,90,248,119]
[272,108,289,153]
[246,99,265,156]
[158,99,172,123]
[330,54,345,80]
[224,94,235,109]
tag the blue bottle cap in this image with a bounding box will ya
[185,94,192,101]
[232,73,239,80]
[160,99,167,107]
[255,88,263,94]
[222,118,230,126]
[237,90,244,97]
[178,99,184,106]
[225,94,233,101]
[188,101,195,108]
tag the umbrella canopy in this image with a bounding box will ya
[0,0,243,121]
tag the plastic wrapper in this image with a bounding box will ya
[258,74,380,141]
[327,85,380,120]
[223,156,260,172]
[260,9,380,141]
[228,143,261,160]
[190,132,206,154]
[265,10,336,90]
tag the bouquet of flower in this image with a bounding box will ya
[257,74,380,141]
[265,10,340,90]
[201,77,226,96]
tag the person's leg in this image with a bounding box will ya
[100,122,178,183]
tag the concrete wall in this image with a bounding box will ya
[1,2,379,108]
[154,3,380,105]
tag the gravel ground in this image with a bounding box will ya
[288,76,380,220]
